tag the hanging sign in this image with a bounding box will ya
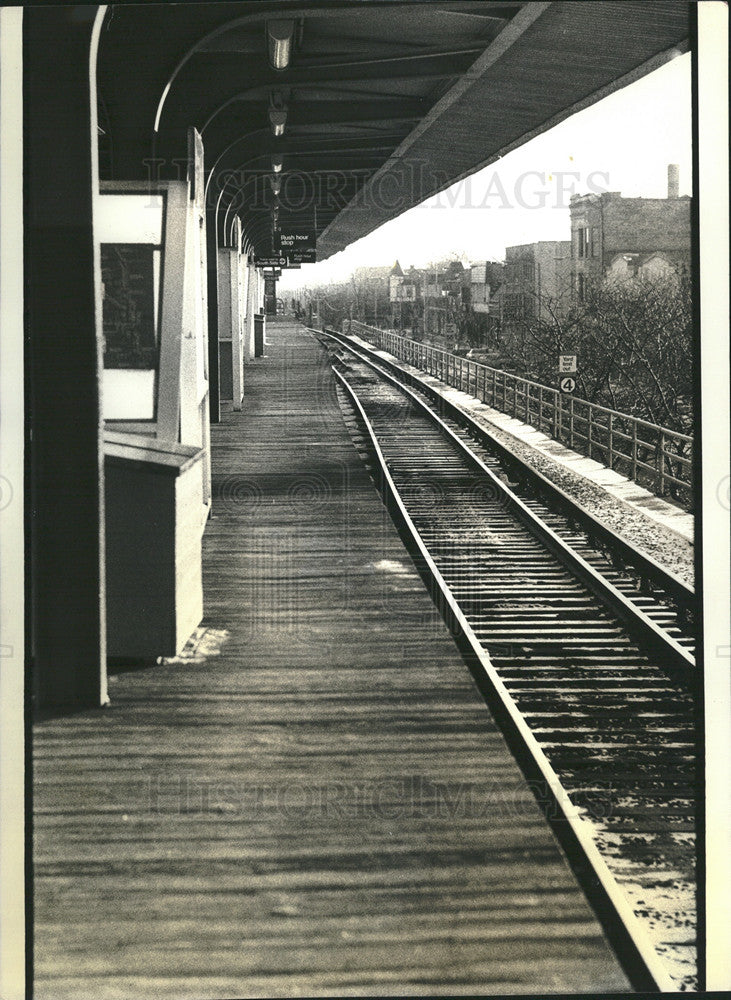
[255,255,287,267]
[287,249,317,264]
[279,231,315,251]
[279,231,316,263]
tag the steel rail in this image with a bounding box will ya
[319,328,695,679]
[332,363,681,993]
[323,326,695,616]
[347,320,693,503]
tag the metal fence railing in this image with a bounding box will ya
[344,320,693,507]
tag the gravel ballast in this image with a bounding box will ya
[355,338,695,588]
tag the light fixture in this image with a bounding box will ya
[269,90,288,136]
[266,20,295,71]
[268,107,288,137]
[269,108,287,136]
[270,175,282,196]
[271,155,283,174]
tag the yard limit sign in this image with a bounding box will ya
[558,354,577,394]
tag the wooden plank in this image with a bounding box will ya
[34,320,629,998]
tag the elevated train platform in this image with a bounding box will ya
[33,321,629,998]
[11,5,719,997]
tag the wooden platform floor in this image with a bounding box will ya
[33,320,629,998]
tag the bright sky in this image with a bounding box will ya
[279,51,692,293]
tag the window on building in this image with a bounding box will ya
[590,227,599,257]
[577,273,585,302]
[576,227,589,258]
[504,294,524,319]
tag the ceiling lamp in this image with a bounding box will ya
[271,154,283,174]
[266,20,295,71]
[269,108,287,136]
[269,89,290,137]
[270,175,282,196]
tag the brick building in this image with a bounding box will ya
[569,164,691,302]
[499,241,572,327]
[470,261,504,315]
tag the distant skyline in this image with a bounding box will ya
[279,51,691,292]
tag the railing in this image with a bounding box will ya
[345,320,693,507]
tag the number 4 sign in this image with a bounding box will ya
[560,376,576,394]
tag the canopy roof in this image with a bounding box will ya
[97,1,690,260]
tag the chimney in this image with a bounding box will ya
[667,163,679,199]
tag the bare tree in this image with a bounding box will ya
[497,271,693,433]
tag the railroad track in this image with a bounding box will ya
[315,328,699,993]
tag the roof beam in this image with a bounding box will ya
[154,2,525,132]
[318,1,690,259]
[201,68,458,133]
